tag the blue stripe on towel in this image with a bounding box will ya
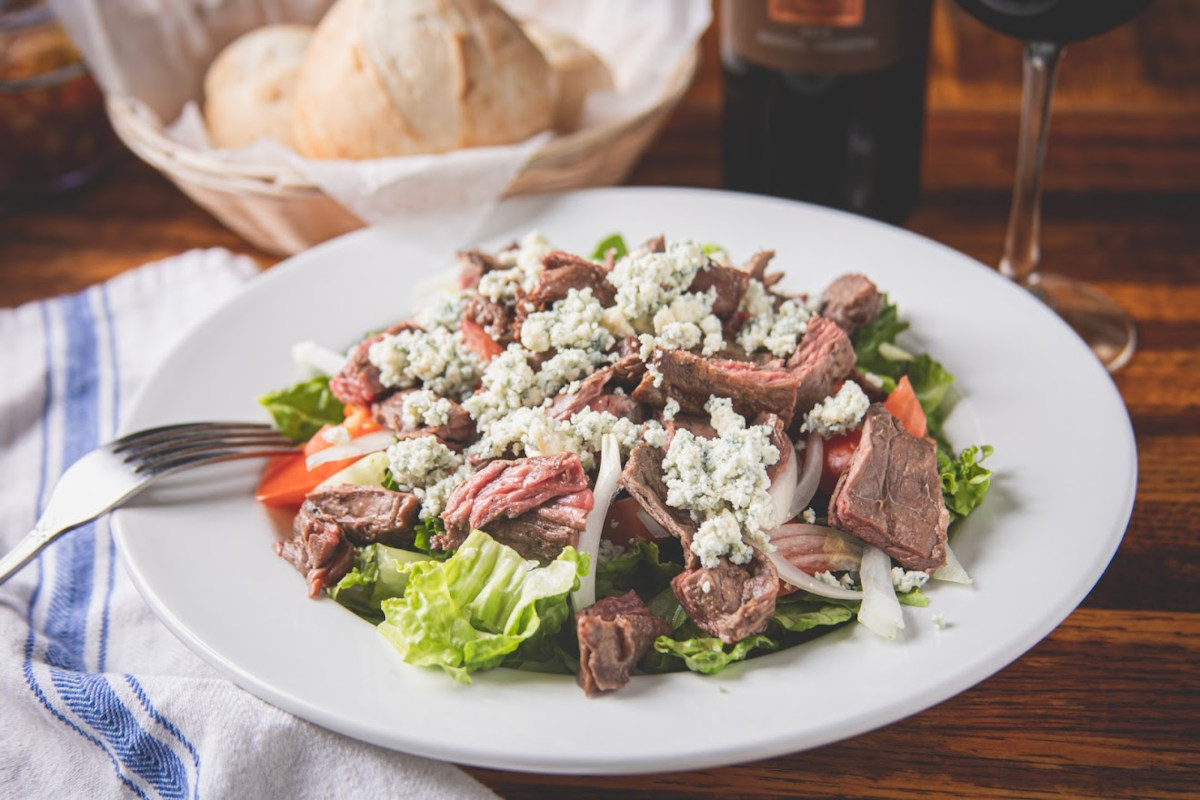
[98,283,120,673]
[25,292,195,799]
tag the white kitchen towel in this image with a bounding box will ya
[0,250,498,799]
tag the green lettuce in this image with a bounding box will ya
[939,444,995,520]
[651,632,779,675]
[411,516,452,561]
[595,541,682,602]
[590,233,628,262]
[258,376,344,443]
[378,529,586,683]
[329,544,431,621]
[851,296,910,385]
[771,598,855,632]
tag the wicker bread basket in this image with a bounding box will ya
[106,46,699,256]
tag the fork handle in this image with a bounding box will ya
[0,521,79,586]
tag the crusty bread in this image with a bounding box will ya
[292,0,556,159]
[522,21,612,132]
[204,24,312,149]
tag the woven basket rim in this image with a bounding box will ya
[107,45,699,198]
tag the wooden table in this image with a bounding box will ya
[2,2,1196,798]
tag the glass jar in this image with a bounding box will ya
[0,0,119,199]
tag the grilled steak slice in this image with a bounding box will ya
[301,485,421,547]
[787,316,857,423]
[828,405,949,570]
[545,366,616,420]
[457,249,502,290]
[820,273,883,333]
[277,506,355,597]
[464,293,522,347]
[437,453,593,550]
[372,390,474,444]
[329,322,417,407]
[586,393,644,422]
[577,591,672,696]
[620,443,699,568]
[742,250,775,282]
[687,263,750,317]
[634,349,801,429]
[484,502,586,560]
[671,552,779,644]
[530,255,615,310]
[754,411,791,481]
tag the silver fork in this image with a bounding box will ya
[0,422,297,585]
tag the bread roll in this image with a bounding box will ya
[292,0,556,159]
[522,21,612,132]
[204,25,312,149]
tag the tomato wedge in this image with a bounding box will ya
[883,375,927,438]
[819,430,862,495]
[460,317,504,362]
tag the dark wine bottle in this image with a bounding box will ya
[721,0,934,222]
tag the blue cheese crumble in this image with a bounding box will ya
[367,327,481,399]
[477,231,554,301]
[638,288,725,356]
[737,292,811,357]
[468,406,642,470]
[400,389,453,429]
[519,287,615,354]
[661,396,780,568]
[802,380,870,437]
[385,436,471,519]
[607,238,708,330]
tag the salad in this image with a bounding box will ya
[255,233,994,695]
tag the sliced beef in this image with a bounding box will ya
[576,591,672,696]
[828,405,949,570]
[544,363,646,423]
[664,414,717,444]
[609,353,647,390]
[820,273,883,334]
[437,452,593,551]
[633,349,800,429]
[787,316,857,423]
[671,552,779,644]
[753,411,791,481]
[485,498,588,560]
[329,322,417,407]
[639,234,666,254]
[687,263,750,317]
[529,254,615,310]
[457,249,502,290]
[620,443,699,568]
[300,485,422,547]
[276,507,355,598]
[464,293,522,347]
[372,390,474,444]
[545,366,616,420]
[742,250,775,282]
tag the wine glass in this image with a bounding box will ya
[954,0,1153,372]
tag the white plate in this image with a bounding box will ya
[113,187,1136,774]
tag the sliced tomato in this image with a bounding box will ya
[602,497,660,548]
[819,430,862,495]
[342,404,383,437]
[883,374,927,438]
[255,451,358,508]
[257,425,357,508]
[460,317,504,362]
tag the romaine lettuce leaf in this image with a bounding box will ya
[329,544,431,621]
[651,632,778,675]
[771,598,855,632]
[378,529,586,683]
[258,376,344,443]
[590,233,628,262]
[938,444,995,520]
[595,540,683,602]
[851,296,910,384]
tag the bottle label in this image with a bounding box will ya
[767,0,864,27]
[723,0,931,74]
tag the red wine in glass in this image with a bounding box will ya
[954,0,1153,371]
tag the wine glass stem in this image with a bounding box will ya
[1000,40,1063,285]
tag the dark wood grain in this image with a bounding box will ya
[1,1,1197,798]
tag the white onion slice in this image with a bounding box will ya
[291,340,348,376]
[572,434,623,611]
[635,509,671,539]
[305,431,397,470]
[932,542,973,584]
[767,440,798,528]
[760,545,863,601]
[768,522,863,573]
[788,433,823,520]
[857,545,904,639]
